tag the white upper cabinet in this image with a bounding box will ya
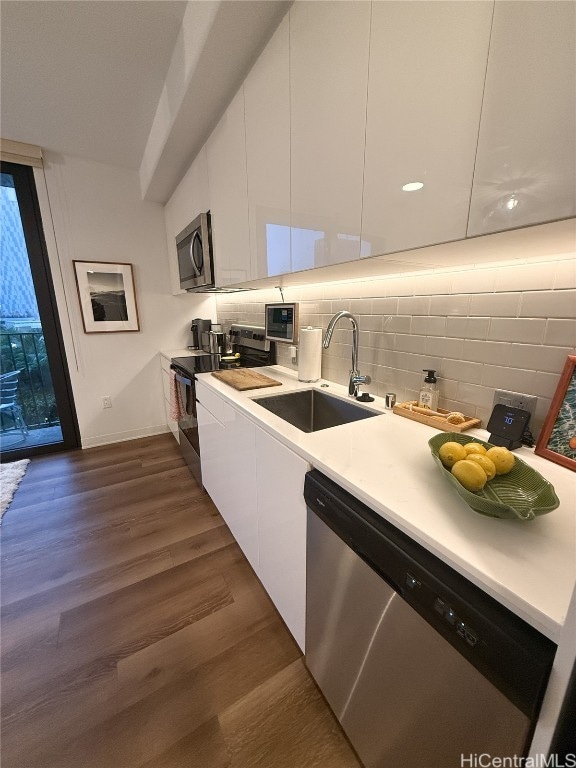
[290,1,371,270]
[206,88,252,286]
[468,1,576,237]
[361,1,492,258]
[244,15,291,280]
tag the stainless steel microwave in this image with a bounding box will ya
[175,211,214,292]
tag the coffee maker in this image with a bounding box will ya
[190,319,211,349]
[201,323,228,355]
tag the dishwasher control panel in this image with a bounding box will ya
[406,571,479,648]
[434,596,478,647]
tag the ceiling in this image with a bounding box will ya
[0,0,290,200]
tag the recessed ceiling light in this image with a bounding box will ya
[505,195,519,210]
[402,182,424,192]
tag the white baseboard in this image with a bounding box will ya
[80,424,170,449]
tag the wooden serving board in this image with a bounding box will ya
[211,369,283,391]
[392,401,481,432]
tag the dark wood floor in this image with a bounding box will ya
[0,434,361,768]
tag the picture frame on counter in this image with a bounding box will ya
[73,260,140,333]
[535,355,576,471]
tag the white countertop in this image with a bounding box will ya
[161,348,208,359]
[196,365,576,642]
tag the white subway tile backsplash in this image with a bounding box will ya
[398,296,431,315]
[424,336,464,360]
[456,382,494,409]
[463,340,513,366]
[553,258,576,289]
[349,298,373,314]
[440,358,484,384]
[494,262,555,292]
[386,315,412,333]
[395,334,426,354]
[411,316,447,336]
[506,344,572,374]
[470,292,521,317]
[488,317,546,343]
[450,268,496,295]
[446,317,490,340]
[414,271,452,296]
[372,297,398,315]
[429,294,471,316]
[481,365,536,392]
[520,290,576,319]
[357,314,383,332]
[532,370,562,399]
[544,319,576,348]
[217,253,574,437]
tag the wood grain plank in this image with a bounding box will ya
[0,434,358,768]
[220,659,362,768]
[138,717,231,768]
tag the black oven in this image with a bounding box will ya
[171,325,275,487]
[170,354,218,487]
[176,211,214,292]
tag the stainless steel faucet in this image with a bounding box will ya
[323,310,371,398]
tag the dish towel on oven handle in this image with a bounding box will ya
[169,370,186,421]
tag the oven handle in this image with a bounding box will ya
[170,364,193,387]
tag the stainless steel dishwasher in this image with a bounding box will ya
[304,470,556,768]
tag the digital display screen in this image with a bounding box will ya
[265,303,298,343]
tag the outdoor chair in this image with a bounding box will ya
[0,370,28,437]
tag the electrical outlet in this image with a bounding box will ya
[102,396,112,409]
[492,389,537,419]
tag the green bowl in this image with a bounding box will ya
[428,433,560,521]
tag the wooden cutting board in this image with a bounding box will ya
[211,369,282,391]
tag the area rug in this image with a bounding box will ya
[0,459,30,524]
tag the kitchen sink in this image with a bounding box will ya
[252,389,380,433]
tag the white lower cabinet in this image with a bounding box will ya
[196,394,258,572]
[196,380,309,651]
[255,428,308,651]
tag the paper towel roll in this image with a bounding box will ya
[298,327,322,382]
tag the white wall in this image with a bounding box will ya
[36,152,215,448]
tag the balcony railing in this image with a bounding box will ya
[1,330,60,431]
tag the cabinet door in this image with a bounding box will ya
[206,88,252,286]
[196,400,227,514]
[290,1,370,270]
[224,407,258,571]
[256,428,309,651]
[244,14,290,279]
[468,1,576,236]
[361,1,492,258]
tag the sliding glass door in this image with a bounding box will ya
[0,162,79,460]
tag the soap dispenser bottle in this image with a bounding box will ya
[419,369,439,410]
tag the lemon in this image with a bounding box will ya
[451,459,488,492]
[467,453,497,481]
[485,446,515,475]
[438,441,467,469]
[463,442,487,456]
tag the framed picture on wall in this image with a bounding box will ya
[73,261,140,333]
[534,355,576,471]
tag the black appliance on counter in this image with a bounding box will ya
[190,318,211,349]
[170,324,275,486]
